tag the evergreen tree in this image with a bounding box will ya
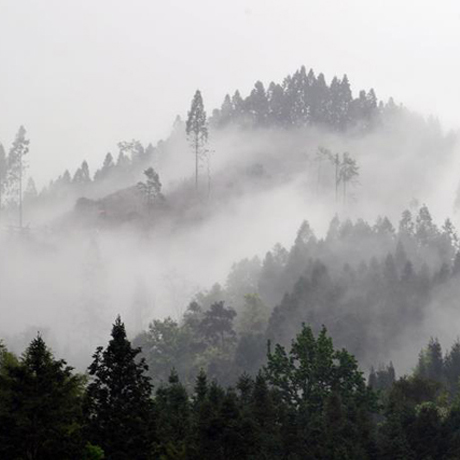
[266,324,376,411]
[117,140,146,164]
[0,335,85,460]
[186,90,208,191]
[137,167,163,207]
[415,204,438,246]
[73,160,91,185]
[84,316,155,460]
[199,301,237,350]
[267,82,287,126]
[217,94,234,127]
[24,176,38,206]
[8,125,29,227]
[153,369,190,458]
[339,151,359,205]
[246,80,269,126]
[237,293,269,334]
[94,152,115,181]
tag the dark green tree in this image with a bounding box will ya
[153,369,190,458]
[265,323,376,413]
[0,335,85,460]
[199,301,237,349]
[84,316,155,460]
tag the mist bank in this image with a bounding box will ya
[0,82,459,375]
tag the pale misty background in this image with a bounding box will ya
[1,0,459,187]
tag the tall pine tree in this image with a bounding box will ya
[186,90,208,191]
[84,316,155,460]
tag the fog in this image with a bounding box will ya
[1,2,460,379]
[1,112,459,371]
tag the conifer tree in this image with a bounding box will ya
[0,335,85,460]
[73,160,91,185]
[153,369,190,458]
[137,167,163,213]
[199,301,237,349]
[24,177,38,205]
[186,90,208,191]
[339,152,359,205]
[8,126,29,227]
[84,316,155,460]
[94,152,115,181]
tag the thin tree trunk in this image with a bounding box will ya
[335,154,339,204]
[19,155,22,228]
[195,137,199,191]
[316,160,322,196]
[207,151,211,199]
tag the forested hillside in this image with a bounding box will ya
[0,66,458,366]
[3,316,460,459]
[1,65,460,458]
[5,0,460,456]
[0,67,453,228]
[133,206,460,387]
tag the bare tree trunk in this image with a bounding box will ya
[19,155,22,228]
[335,153,339,204]
[207,153,211,199]
[316,160,322,196]
[195,137,199,191]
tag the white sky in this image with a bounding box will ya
[1,0,460,186]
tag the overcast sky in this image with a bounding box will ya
[1,0,459,186]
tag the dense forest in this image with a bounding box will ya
[132,206,460,388]
[3,316,460,459]
[1,65,460,458]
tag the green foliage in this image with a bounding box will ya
[199,301,237,349]
[153,370,191,458]
[7,322,460,458]
[82,443,105,460]
[265,324,377,458]
[0,335,85,460]
[84,316,155,460]
[237,293,269,334]
[266,324,375,409]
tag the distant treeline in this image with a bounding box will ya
[1,65,448,223]
[2,316,460,459]
[210,65,401,131]
[133,205,460,387]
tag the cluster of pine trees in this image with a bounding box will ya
[210,66,398,131]
[3,316,460,459]
[40,140,156,204]
[0,130,162,225]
